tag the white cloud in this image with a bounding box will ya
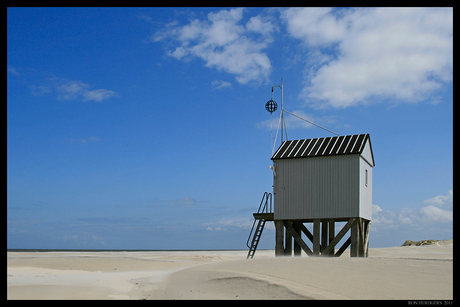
[7,67,20,76]
[176,197,198,207]
[68,136,100,144]
[283,7,453,108]
[30,84,52,96]
[153,8,452,107]
[211,80,232,89]
[56,81,90,100]
[371,208,396,230]
[154,8,275,84]
[420,205,452,223]
[420,189,453,223]
[372,189,453,233]
[83,89,118,102]
[246,14,278,38]
[282,7,346,46]
[398,214,413,225]
[203,216,253,231]
[206,226,223,231]
[423,189,453,207]
[151,197,204,209]
[372,204,383,215]
[33,78,118,102]
[137,15,152,23]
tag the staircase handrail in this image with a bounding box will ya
[246,192,272,248]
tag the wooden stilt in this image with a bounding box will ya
[350,218,359,257]
[322,217,356,256]
[275,220,284,257]
[335,237,351,257]
[328,219,335,257]
[297,222,314,244]
[273,218,368,258]
[293,221,301,256]
[321,219,328,254]
[363,220,371,257]
[284,221,312,256]
[295,221,317,254]
[358,218,365,257]
[313,219,320,256]
[285,221,292,256]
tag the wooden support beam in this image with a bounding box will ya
[297,222,314,244]
[285,221,292,256]
[329,219,335,243]
[350,218,359,257]
[313,219,320,256]
[328,219,335,257]
[363,220,371,257]
[284,221,313,256]
[322,217,357,256]
[334,237,351,257]
[293,221,301,256]
[295,221,321,253]
[253,213,274,221]
[358,218,365,257]
[321,219,328,254]
[275,220,284,257]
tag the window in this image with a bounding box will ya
[365,169,368,187]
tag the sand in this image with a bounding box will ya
[7,242,453,300]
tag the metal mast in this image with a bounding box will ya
[271,78,285,143]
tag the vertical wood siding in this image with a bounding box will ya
[359,156,373,220]
[274,155,360,220]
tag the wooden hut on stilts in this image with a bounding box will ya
[247,133,374,258]
[247,80,374,258]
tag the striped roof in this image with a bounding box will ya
[271,134,372,160]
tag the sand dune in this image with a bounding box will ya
[7,245,453,300]
[402,239,453,247]
[151,252,453,299]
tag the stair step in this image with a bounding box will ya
[246,192,272,259]
[247,219,266,259]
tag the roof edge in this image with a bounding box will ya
[271,134,374,164]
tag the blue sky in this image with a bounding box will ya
[7,7,452,250]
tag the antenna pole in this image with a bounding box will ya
[281,78,284,143]
[268,78,286,155]
[271,78,285,145]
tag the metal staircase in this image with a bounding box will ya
[246,192,273,259]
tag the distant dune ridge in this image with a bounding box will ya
[401,239,453,246]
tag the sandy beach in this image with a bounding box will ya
[7,241,453,300]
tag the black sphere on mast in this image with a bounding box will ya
[265,99,278,113]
